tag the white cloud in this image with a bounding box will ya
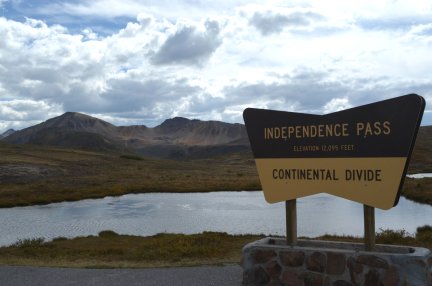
[1,1,432,133]
[151,19,222,65]
[323,97,352,114]
[249,9,325,35]
[0,99,63,130]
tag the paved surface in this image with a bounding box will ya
[0,265,243,286]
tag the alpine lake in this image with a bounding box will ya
[1,186,431,246]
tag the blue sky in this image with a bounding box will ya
[1,0,432,132]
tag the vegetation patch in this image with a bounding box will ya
[0,227,430,268]
[402,177,432,206]
[0,142,431,207]
[0,232,263,268]
[319,225,432,249]
[120,154,144,161]
[0,143,260,208]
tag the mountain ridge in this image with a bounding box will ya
[0,129,15,139]
[3,112,250,159]
[3,111,432,161]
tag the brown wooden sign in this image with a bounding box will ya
[243,94,425,209]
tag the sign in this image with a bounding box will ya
[243,94,425,209]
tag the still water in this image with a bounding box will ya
[0,191,431,246]
[407,173,432,178]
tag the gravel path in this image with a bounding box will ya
[0,265,243,286]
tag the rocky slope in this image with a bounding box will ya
[3,111,432,163]
[3,112,250,159]
[0,129,15,139]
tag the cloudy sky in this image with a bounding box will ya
[1,0,432,132]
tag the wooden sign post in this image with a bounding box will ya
[243,94,425,250]
[364,205,375,251]
[286,199,297,245]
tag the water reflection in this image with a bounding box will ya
[0,191,431,246]
[407,173,432,178]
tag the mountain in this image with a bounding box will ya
[3,113,121,152]
[3,112,250,159]
[4,111,432,164]
[152,117,248,145]
[0,129,15,139]
[5,112,118,142]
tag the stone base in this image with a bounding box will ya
[242,238,432,286]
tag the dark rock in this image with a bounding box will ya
[364,269,381,286]
[265,260,282,278]
[280,251,305,267]
[357,255,389,269]
[253,249,276,264]
[301,271,324,286]
[347,257,363,274]
[307,252,327,273]
[383,265,399,286]
[267,278,284,286]
[282,270,303,286]
[333,281,353,286]
[347,257,363,285]
[326,252,346,275]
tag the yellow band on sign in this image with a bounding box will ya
[255,157,406,210]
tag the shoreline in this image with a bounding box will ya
[0,188,262,209]
[1,143,431,208]
[0,228,430,269]
[0,183,430,209]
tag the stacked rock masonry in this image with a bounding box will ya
[242,238,432,286]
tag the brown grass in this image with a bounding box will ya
[0,142,260,208]
[0,231,263,268]
[1,140,432,207]
[318,225,432,249]
[0,227,430,268]
[402,178,432,206]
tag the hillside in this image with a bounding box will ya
[3,112,249,159]
[0,129,15,139]
[0,142,259,207]
[1,119,432,207]
[3,111,432,165]
[0,138,431,207]
[409,126,432,173]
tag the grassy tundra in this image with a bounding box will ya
[0,227,431,268]
[0,140,432,207]
[0,142,260,208]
